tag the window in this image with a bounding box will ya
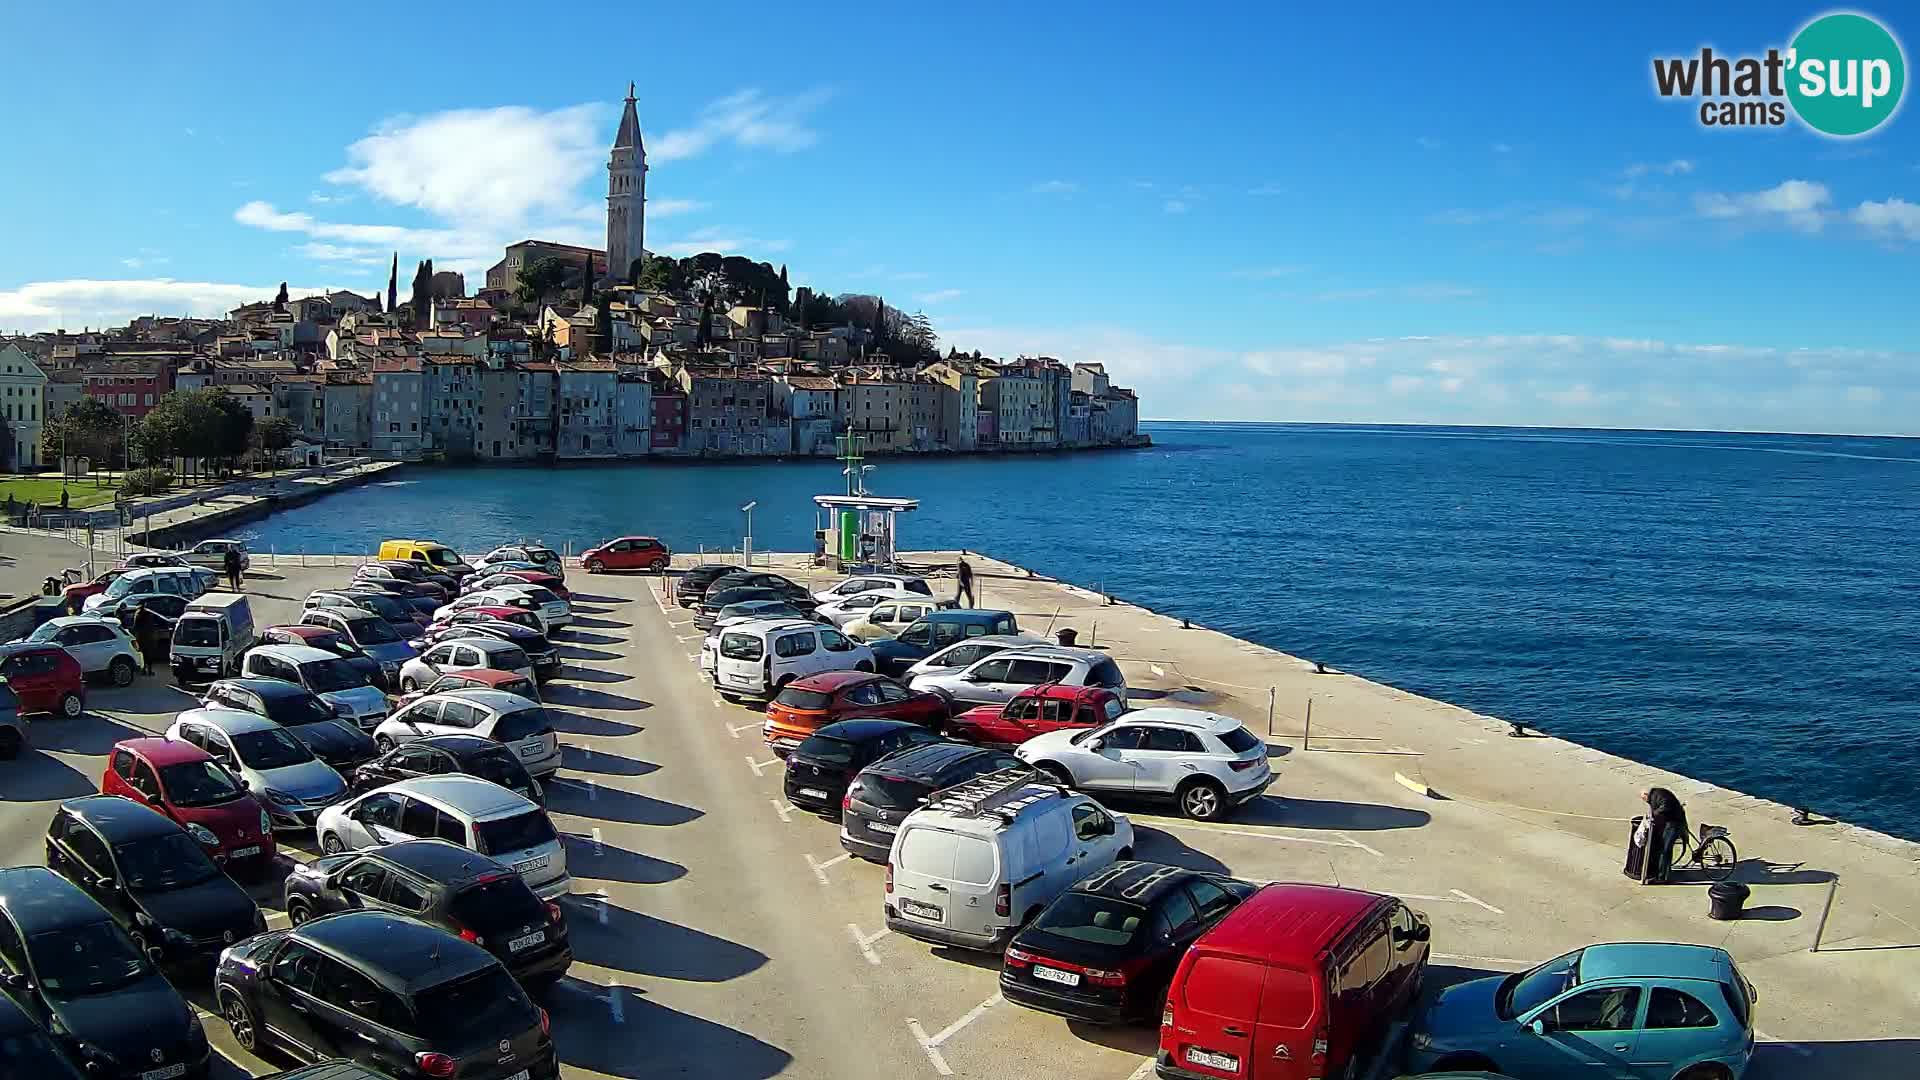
[356,792,405,830]
[1154,888,1199,940]
[877,682,914,704]
[383,873,430,912]
[400,799,444,838]
[271,940,323,995]
[969,658,1013,683]
[65,824,114,877]
[1006,659,1065,685]
[1143,727,1204,753]
[439,702,482,729]
[1546,986,1641,1031]
[774,633,816,659]
[435,811,468,844]
[950,835,997,885]
[339,860,389,898]
[1646,988,1719,1028]
[1096,726,1148,751]
[128,761,162,800]
[1071,803,1110,841]
[843,681,884,706]
[818,628,854,652]
[1187,878,1236,921]
[110,749,136,779]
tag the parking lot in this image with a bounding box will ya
[2,558,1914,1079]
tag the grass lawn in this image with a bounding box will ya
[0,475,121,509]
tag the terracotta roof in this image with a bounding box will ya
[786,376,839,391]
[223,384,271,395]
[374,357,423,373]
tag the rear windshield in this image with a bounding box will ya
[302,632,361,658]
[411,966,532,1040]
[774,687,834,711]
[159,761,246,808]
[448,877,546,935]
[519,587,557,605]
[850,771,931,809]
[1089,659,1125,688]
[489,646,531,672]
[1218,727,1262,754]
[348,593,404,619]
[720,633,763,661]
[304,658,371,693]
[466,748,534,790]
[173,619,221,647]
[232,728,315,769]
[526,548,558,565]
[1033,893,1149,946]
[475,810,556,855]
[793,734,856,765]
[346,616,400,644]
[492,708,552,743]
[498,677,538,700]
[903,580,932,595]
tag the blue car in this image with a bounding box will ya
[1409,943,1756,1080]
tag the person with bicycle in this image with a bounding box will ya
[1639,787,1688,884]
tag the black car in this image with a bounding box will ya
[674,563,743,607]
[348,578,442,616]
[0,866,212,1080]
[704,573,815,607]
[0,986,86,1079]
[202,678,379,771]
[840,742,1030,861]
[114,592,190,632]
[784,719,946,816]
[374,559,457,593]
[1000,860,1256,1024]
[214,911,557,1080]
[416,623,561,683]
[282,840,571,992]
[43,796,264,970]
[338,588,429,632]
[351,734,543,804]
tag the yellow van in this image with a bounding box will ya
[376,539,473,577]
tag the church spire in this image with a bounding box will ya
[613,84,643,152]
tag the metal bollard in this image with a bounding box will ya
[1302,696,1313,751]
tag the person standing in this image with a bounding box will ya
[956,556,976,607]
[223,546,244,591]
[1639,787,1689,884]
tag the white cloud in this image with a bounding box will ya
[1849,197,1920,241]
[916,289,965,305]
[1624,159,1695,179]
[650,88,831,163]
[1693,180,1831,232]
[1162,199,1189,214]
[1030,180,1078,195]
[647,199,711,218]
[0,278,340,333]
[651,226,786,259]
[293,243,388,266]
[1247,183,1285,196]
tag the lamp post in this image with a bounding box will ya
[741,500,756,565]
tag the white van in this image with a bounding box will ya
[168,592,256,682]
[710,618,876,701]
[885,768,1134,951]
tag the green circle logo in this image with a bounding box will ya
[1787,12,1906,136]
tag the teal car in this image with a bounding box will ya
[1408,943,1756,1080]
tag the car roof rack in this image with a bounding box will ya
[925,767,1065,823]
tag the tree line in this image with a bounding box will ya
[39,389,299,489]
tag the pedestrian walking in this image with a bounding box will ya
[131,603,170,675]
[223,546,244,591]
[956,557,976,607]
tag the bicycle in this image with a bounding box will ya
[1668,822,1739,882]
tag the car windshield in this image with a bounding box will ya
[158,761,245,807]
[466,748,534,790]
[101,576,139,599]
[173,618,221,647]
[793,734,857,765]
[114,833,221,890]
[412,966,531,1041]
[1031,893,1148,947]
[304,658,370,692]
[300,631,362,658]
[231,727,315,769]
[28,921,150,995]
[774,687,834,711]
[491,708,552,743]
[267,691,339,726]
[1218,727,1262,753]
[25,623,60,642]
[424,548,461,567]
[850,771,931,809]
[1498,949,1584,1019]
[475,810,556,855]
[345,616,400,644]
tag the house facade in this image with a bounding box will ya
[0,344,47,469]
[371,357,425,457]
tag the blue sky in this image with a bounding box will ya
[1,2,1915,432]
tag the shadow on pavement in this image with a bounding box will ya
[27,711,155,755]
[1132,827,1234,875]
[557,745,659,777]
[1738,904,1802,922]
[0,750,97,802]
[547,781,701,827]
[1066,1019,1158,1054]
[544,684,652,711]
[562,834,686,884]
[565,615,630,631]
[568,901,765,982]
[546,709,644,738]
[550,981,792,1079]
[555,644,621,661]
[1752,1039,1920,1079]
[565,593,625,606]
[555,664,633,683]
[1232,796,1431,832]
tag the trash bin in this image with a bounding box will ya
[1622,815,1649,880]
[1056,628,1078,647]
[1709,881,1750,921]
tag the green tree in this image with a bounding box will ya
[251,415,298,474]
[47,399,126,486]
[410,259,432,328]
[637,254,684,293]
[273,282,289,312]
[516,257,573,307]
[210,393,254,468]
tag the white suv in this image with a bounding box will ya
[1014,708,1273,821]
[315,774,571,899]
[710,618,875,701]
[22,616,142,686]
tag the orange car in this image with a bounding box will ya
[763,671,946,756]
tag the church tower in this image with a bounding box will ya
[607,83,647,285]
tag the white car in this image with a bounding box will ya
[315,774,571,899]
[396,636,535,692]
[82,566,213,617]
[434,588,557,632]
[710,618,875,700]
[183,538,250,571]
[475,544,564,577]
[843,599,945,642]
[901,634,1045,680]
[166,707,348,832]
[813,588,933,628]
[1015,708,1273,821]
[371,687,560,779]
[811,573,935,605]
[22,616,143,686]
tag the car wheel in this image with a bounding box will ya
[219,988,260,1052]
[1177,778,1227,821]
[59,692,83,718]
[287,900,311,926]
[320,832,345,855]
[0,730,20,761]
[375,735,396,753]
[586,558,605,574]
[1035,762,1075,788]
[108,656,136,687]
[649,556,667,573]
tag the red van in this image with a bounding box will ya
[100,737,277,877]
[1158,884,1430,1080]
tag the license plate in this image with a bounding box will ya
[508,930,546,952]
[517,741,543,758]
[899,899,941,920]
[142,1066,186,1080]
[869,821,898,835]
[513,855,550,873]
[1186,1048,1238,1072]
[229,845,261,858]
[1032,965,1080,987]
[504,1071,530,1080]
[799,787,828,799]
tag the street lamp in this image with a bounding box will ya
[741,501,757,565]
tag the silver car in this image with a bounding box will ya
[908,645,1129,711]
[900,633,1046,680]
[372,688,561,779]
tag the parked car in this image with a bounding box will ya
[101,737,276,874]
[840,741,1030,862]
[949,684,1129,747]
[357,559,456,593]
[695,587,801,630]
[885,769,1134,951]
[397,637,535,692]
[375,538,474,581]
[0,641,86,717]
[212,910,557,1077]
[1002,861,1255,1023]
[712,599,820,630]
[782,719,947,817]
[241,644,390,730]
[60,566,133,612]
[463,571,570,603]
[349,733,543,805]
[311,588,426,632]
[200,678,378,772]
[0,987,86,1079]
[315,775,571,900]
[1161,884,1431,1080]
[296,608,419,687]
[418,621,561,683]
[0,683,26,760]
[425,605,547,638]
[433,590,555,634]
[340,576,442,615]
[257,624,385,688]
[394,667,541,709]
[1408,943,1756,1080]
[711,619,876,702]
[165,707,348,833]
[372,689,560,780]
[912,644,1130,711]
[112,592,189,633]
[43,795,263,969]
[703,573,813,607]
[870,609,1023,677]
[169,592,256,683]
[81,566,213,618]
[812,573,935,604]
[182,538,250,571]
[1017,708,1272,821]
[19,616,142,687]
[673,563,739,606]
[842,598,950,642]
[121,552,192,570]
[487,582,571,629]
[476,543,566,577]
[764,671,947,755]
[283,838,571,992]
[0,866,211,1080]
[581,535,669,573]
[814,589,937,628]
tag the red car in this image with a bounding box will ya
[59,567,132,612]
[581,535,671,573]
[426,605,546,636]
[946,684,1127,747]
[0,643,87,718]
[764,671,947,755]
[100,737,277,877]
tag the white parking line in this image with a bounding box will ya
[846,923,888,966]
[1756,1031,1814,1057]
[728,721,762,740]
[1125,1059,1156,1080]
[745,755,781,775]
[771,800,797,822]
[1433,952,1529,966]
[906,995,999,1077]
[1448,889,1503,915]
[805,852,851,885]
[1138,816,1381,856]
[1393,891,1506,917]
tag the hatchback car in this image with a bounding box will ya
[242,644,390,730]
[359,559,456,593]
[870,609,1023,676]
[200,678,378,773]
[434,590,555,633]
[182,539,250,571]
[340,576,442,616]
[695,586,808,630]
[425,605,547,637]
[814,588,935,628]
[43,796,263,969]
[283,839,572,992]
[213,910,557,1079]
[900,634,1044,680]
[165,708,349,833]
[20,616,141,687]
[1409,943,1757,1080]
[308,590,425,634]
[0,866,211,1080]
[673,563,739,606]
[101,738,276,873]
[0,684,27,760]
[0,987,86,1080]
[812,573,934,604]
[842,598,949,642]
[765,671,947,755]
[1001,861,1256,1024]
[949,684,1129,747]
[582,535,669,573]
[296,610,419,688]
[315,775,570,900]
[349,733,543,805]
[82,566,213,618]
[397,637,534,693]
[463,571,571,603]
[1017,708,1273,821]
[840,741,1030,862]
[394,668,541,709]
[476,544,565,577]
[0,642,86,718]
[782,719,947,816]
[257,625,384,689]
[372,689,560,780]
[912,644,1130,711]
[417,621,561,683]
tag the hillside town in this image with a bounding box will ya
[0,87,1143,471]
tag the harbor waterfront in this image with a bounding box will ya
[244,422,1920,842]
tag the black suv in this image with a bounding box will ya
[283,840,571,992]
[784,719,946,817]
[839,741,1029,861]
[350,733,543,804]
[214,910,557,1080]
[202,678,378,771]
[674,564,743,607]
[43,796,263,969]
[419,623,560,682]
[0,866,211,1079]
[0,986,86,1079]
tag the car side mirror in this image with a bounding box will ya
[1415,923,1431,942]
[1530,1018,1550,1037]
[236,779,250,790]
[1086,738,1105,751]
